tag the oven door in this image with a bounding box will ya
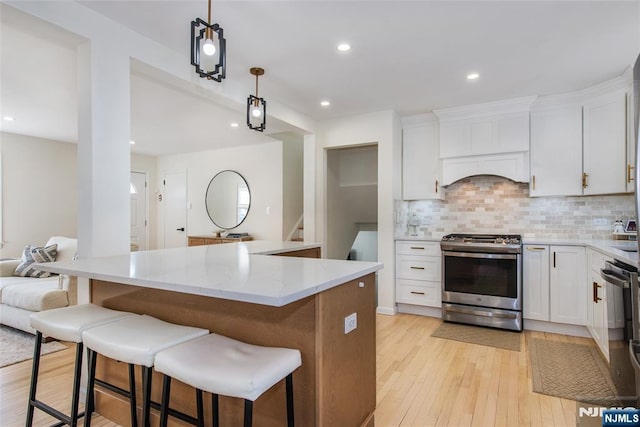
[442,250,522,311]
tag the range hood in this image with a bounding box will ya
[441,152,530,186]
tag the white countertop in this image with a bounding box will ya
[37,241,383,307]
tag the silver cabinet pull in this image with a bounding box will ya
[526,247,546,251]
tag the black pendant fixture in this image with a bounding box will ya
[247,67,266,132]
[191,0,226,82]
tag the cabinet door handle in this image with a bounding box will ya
[410,246,425,250]
[526,247,546,251]
[593,281,602,303]
[532,175,536,191]
[553,251,556,268]
[628,164,635,183]
[582,172,589,189]
[410,266,425,270]
[410,291,426,295]
[435,180,439,194]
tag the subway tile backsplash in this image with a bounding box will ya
[395,175,635,239]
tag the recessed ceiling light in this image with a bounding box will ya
[320,100,331,107]
[130,140,136,145]
[337,43,351,52]
[230,122,239,128]
[3,116,15,122]
[467,72,480,80]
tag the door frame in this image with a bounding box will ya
[130,170,149,251]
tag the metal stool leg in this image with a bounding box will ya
[243,400,253,427]
[160,375,171,427]
[195,389,204,427]
[141,366,153,427]
[84,349,97,427]
[212,394,219,427]
[286,373,294,427]
[128,364,138,427]
[25,331,43,427]
[68,343,85,427]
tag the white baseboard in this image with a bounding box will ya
[522,319,591,338]
[397,303,442,318]
[376,305,398,316]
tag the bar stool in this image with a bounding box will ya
[154,333,302,427]
[26,304,135,427]
[81,314,208,427]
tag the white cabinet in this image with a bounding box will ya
[523,245,550,321]
[549,246,586,325]
[395,240,441,308]
[530,104,583,196]
[586,248,613,360]
[583,90,627,195]
[627,90,636,193]
[523,244,586,326]
[402,114,443,200]
[530,80,629,197]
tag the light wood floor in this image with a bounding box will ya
[0,314,593,427]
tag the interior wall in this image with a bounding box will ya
[0,132,77,257]
[315,110,402,315]
[156,141,284,244]
[274,132,304,240]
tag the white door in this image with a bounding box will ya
[130,172,147,251]
[163,171,187,248]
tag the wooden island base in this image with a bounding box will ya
[89,272,376,427]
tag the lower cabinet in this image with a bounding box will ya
[395,240,442,308]
[523,245,586,326]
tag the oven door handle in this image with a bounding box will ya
[445,305,518,319]
[442,251,518,261]
[600,269,630,288]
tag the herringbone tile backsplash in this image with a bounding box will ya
[395,175,635,239]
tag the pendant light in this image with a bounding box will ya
[191,0,226,82]
[247,67,266,132]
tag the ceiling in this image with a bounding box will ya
[1,1,639,156]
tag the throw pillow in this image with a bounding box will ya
[13,244,58,278]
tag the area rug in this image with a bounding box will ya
[529,338,618,406]
[0,325,67,368]
[431,322,521,351]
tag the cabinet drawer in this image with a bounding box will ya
[396,279,441,307]
[396,255,441,281]
[396,241,440,256]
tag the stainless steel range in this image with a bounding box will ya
[441,233,523,331]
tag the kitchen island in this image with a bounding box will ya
[39,241,383,427]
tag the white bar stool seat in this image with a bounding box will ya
[81,314,208,427]
[26,304,135,427]
[154,333,302,427]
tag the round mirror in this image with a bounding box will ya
[205,170,251,229]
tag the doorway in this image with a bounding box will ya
[325,144,378,260]
[130,171,147,251]
[162,170,187,248]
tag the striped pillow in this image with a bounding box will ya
[13,244,58,278]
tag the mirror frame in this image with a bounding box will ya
[205,170,251,230]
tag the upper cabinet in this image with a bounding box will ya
[401,114,443,200]
[434,96,536,185]
[530,74,631,197]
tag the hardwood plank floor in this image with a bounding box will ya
[0,314,593,426]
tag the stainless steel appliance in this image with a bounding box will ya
[600,259,639,406]
[441,234,523,331]
[630,52,640,406]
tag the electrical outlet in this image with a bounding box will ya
[344,313,357,334]
[592,218,608,227]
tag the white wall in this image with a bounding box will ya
[314,110,402,315]
[156,141,284,243]
[0,132,77,257]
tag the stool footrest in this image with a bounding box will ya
[93,378,200,425]
[29,398,85,425]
